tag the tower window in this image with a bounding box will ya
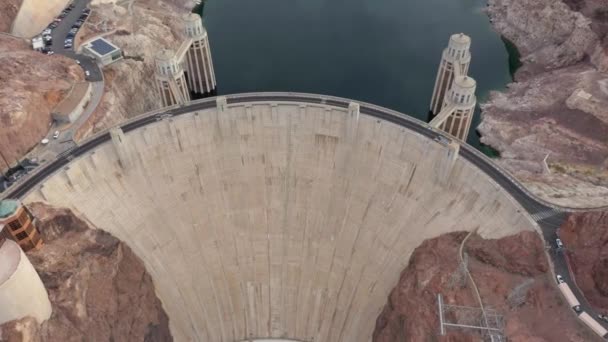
[8,220,22,231]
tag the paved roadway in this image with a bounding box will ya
[49,0,103,82]
[34,0,105,162]
[2,93,606,338]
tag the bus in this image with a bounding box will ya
[558,282,581,313]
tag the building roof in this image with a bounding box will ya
[0,200,19,219]
[450,33,471,45]
[86,38,119,57]
[156,49,176,62]
[454,75,476,89]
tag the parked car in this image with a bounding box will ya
[64,42,73,49]
[83,8,91,14]
[41,138,49,145]
[48,22,58,29]
[53,18,62,23]
[69,28,78,34]
[67,3,75,10]
[46,50,55,55]
[52,131,60,139]
[556,274,564,284]
[556,238,564,249]
[42,28,52,35]
[598,314,608,323]
[85,70,91,77]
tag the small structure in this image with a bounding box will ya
[31,35,44,51]
[428,33,477,141]
[154,12,217,108]
[0,199,43,252]
[155,49,191,107]
[82,37,122,66]
[52,82,92,123]
[181,13,217,96]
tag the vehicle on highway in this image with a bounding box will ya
[555,238,564,249]
[556,274,564,284]
[578,312,608,338]
[41,138,49,145]
[558,282,581,313]
[53,131,60,139]
[434,135,451,145]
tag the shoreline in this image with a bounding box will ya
[477,0,608,207]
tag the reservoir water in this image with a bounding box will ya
[201,0,512,147]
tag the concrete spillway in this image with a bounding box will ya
[25,98,537,341]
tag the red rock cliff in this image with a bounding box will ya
[373,231,597,342]
[560,211,608,312]
[0,203,172,342]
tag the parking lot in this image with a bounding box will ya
[39,0,102,82]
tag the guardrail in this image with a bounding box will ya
[2,92,607,213]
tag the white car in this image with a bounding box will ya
[556,274,564,284]
[41,138,49,145]
[556,238,564,249]
[52,130,60,139]
[42,29,52,35]
[85,70,90,77]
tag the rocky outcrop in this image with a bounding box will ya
[373,231,597,341]
[11,0,70,38]
[0,203,172,341]
[0,0,22,33]
[560,211,608,312]
[479,0,608,208]
[0,36,82,168]
[74,0,193,139]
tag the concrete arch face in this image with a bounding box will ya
[26,101,536,341]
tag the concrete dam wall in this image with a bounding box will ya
[25,99,537,341]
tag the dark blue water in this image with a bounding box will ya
[201,0,512,147]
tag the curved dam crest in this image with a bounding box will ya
[25,99,537,341]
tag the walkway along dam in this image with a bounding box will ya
[2,93,605,341]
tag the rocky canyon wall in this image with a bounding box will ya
[0,36,82,168]
[479,0,608,208]
[560,211,608,313]
[0,204,172,342]
[372,231,598,342]
[0,0,22,33]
